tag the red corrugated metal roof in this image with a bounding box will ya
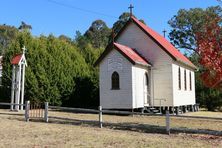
[11,54,22,65]
[131,16,196,68]
[114,42,149,66]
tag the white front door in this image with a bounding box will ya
[144,73,150,106]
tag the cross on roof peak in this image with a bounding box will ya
[163,29,167,38]
[22,46,27,55]
[128,4,134,17]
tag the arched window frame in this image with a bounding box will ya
[144,72,150,90]
[111,71,120,90]
[178,67,181,90]
[145,73,149,86]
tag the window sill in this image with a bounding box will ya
[111,88,120,90]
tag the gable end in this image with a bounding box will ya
[113,17,196,69]
[94,44,135,66]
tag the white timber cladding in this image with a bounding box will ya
[117,23,174,107]
[99,49,133,109]
[172,62,196,106]
[132,65,149,108]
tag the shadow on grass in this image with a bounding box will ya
[0,111,24,117]
[47,116,222,136]
[0,111,26,122]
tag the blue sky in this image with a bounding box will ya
[0,0,219,39]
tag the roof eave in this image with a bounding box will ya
[176,59,197,70]
[134,61,151,67]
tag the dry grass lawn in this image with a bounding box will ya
[183,110,222,118]
[0,109,221,148]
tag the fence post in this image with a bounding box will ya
[25,101,30,122]
[44,102,48,123]
[99,106,102,128]
[197,104,199,111]
[166,109,170,135]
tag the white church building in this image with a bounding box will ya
[95,15,197,113]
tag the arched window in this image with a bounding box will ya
[111,71,119,89]
[189,71,192,90]
[184,70,187,90]
[145,73,149,86]
[178,67,181,90]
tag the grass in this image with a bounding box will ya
[0,109,221,147]
[182,110,222,118]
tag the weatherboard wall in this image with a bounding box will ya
[172,62,196,106]
[117,22,173,106]
[99,49,133,109]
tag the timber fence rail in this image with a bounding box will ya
[173,114,222,120]
[48,105,171,134]
[48,105,222,120]
[47,105,222,136]
[49,106,99,114]
[0,102,221,136]
[0,102,25,106]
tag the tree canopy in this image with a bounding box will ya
[168,6,222,52]
[18,21,32,31]
[84,20,111,49]
[196,17,222,89]
[0,24,18,55]
[168,6,222,110]
[1,30,100,107]
[112,12,146,34]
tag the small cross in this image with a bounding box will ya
[128,4,134,16]
[22,46,27,54]
[163,29,167,38]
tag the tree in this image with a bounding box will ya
[0,24,18,55]
[75,31,103,65]
[1,31,91,106]
[169,6,222,111]
[189,53,222,111]
[196,17,222,89]
[112,12,146,34]
[18,21,32,30]
[168,6,222,53]
[58,35,72,44]
[84,20,111,48]
[112,12,131,34]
